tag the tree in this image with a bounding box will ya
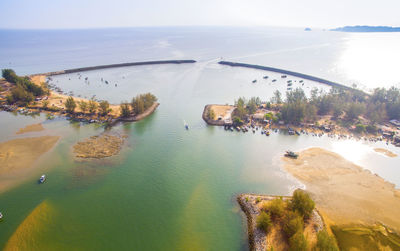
[120,103,131,117]
[79,100,88,113]
[99,100,111,116]
[346,102,365,121]
[355,124,366,134]
[272,90,282,104]
[263,198,285,219]
[232,116,243,126]
[289,230,307,251]
[283,211,304,238]
[88,99,98,114]
[256,211,272,233]
[316,230,339,251]
[65,96,76,113]
[289,189,315,219]
[247,97,259,114]
[2,69,19,83]
[42,100,49,109]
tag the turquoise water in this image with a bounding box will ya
[0,27,400,250]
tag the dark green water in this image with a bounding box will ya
[1,63,399,250]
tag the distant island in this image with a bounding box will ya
[331,25,400,32]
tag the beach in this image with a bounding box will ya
[282,147,400,233]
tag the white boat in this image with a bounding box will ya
[39,175,46,184]
[0,212,3,219]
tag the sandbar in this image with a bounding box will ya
[374,147,397,158]
[73,133,127,159]
[16,123,44,135]
[282,147,400,233]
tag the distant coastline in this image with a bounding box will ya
[331,25,400,32]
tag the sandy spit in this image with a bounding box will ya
[282,147,400,233]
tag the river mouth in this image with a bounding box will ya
[0,62,399,250]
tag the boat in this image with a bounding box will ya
[266,130,270,136]
[281,75,287,78]
[0,212,3,220]
[272,79,277,82]
[185,124,189,130]
[39,174,46,184]
[263,76,269,79]
[284,151,299,159]
[295,131,300,135]
[252,80,257,83]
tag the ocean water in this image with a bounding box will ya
[0,27,400,250]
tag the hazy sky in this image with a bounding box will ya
[1,0,399,29]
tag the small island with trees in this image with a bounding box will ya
[0,69,159,126]
[203,85,400,147]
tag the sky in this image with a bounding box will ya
[0,0,399,29]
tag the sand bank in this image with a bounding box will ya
[282,147,400,233]
[0,136,60,192]
[73,133,127,159]
[374,148,397,158]
[4,200,56,251]
[16,123,44,135]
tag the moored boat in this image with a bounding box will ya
[39,175,46,184]
[284,151,298,158]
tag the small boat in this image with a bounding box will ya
[0,212,3,220]
[266,131,270,136]
[295,130,300,136]
[39,175,46,184]
[284,151,298,159]
[185,124,189,130]
[263,76,269,79]
[272,79,277,82]
[252,80,257,83]
[281,75,287,78]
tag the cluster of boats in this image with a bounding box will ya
[224,124,273,135]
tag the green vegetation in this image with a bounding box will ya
[331,224,400,251]
[234,96,261,119]
[99,100,111,116]
[256,211,272,233]
[88,99,98,114]
[42,100,49,109]
[262,198,285,219]
[131,93,157,115]
[2,69,48,105]
[79,100,88,113]
[283,211,304,238]
[316,230,339,251]
[120,103,131,117]
[289,189,315,219]
[289,230,307,251]
[65,96,76,114]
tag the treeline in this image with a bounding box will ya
[64,97,112,116]
[120,93,158,117]
[2,69,48,105]
[276,86,400,127]
[233,86,400,131]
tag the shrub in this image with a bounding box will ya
[256,211,272,233]
[289,189,315,219]
[316,230,339,251]
[283,211,304,238]
[120,103,131,117]
[232,116,243,126]
[289,230,307,251]
[366,124,377,134]
[79,100,88,113]
[355,124,366,134]
[264,112,273,121]
[88,99,98,114]
[65,96,76,114]
[42,100,49,109]
[2,69,19,83]
[99,100,111,116]
[263,198,285,219]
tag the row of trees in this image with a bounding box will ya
[65,97,111,116]
[274,86,400,125]
[120,93,158,117]
[2,69,48,105]
[256,189,338,251]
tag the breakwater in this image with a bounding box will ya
[219,61,352,90]
[32,60,197,77]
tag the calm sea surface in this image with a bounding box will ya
[0,27,399,250]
